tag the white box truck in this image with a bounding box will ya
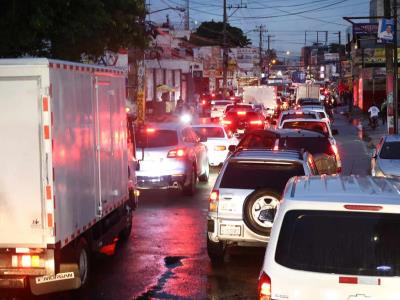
[296,83,321,102]
[0,58,138,295]
[242,86,277,115]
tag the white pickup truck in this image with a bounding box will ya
[0,58,138,295]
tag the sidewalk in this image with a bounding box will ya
[340,107,386,150]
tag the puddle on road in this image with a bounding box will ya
[135,256,189,300]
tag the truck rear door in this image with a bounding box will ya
[0,77,44,246]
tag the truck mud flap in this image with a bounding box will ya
[29,264,81,295]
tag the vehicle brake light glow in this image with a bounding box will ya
[214,145,227,151]
[331,144,338,156]
[146,128,155,133]
[31,255,40,267]
[258,272,271,300]
[237,111,246,115]
[202,100,206,105]
[167,148,186,158]
[230,96,235,100]
[21,255,31,268]
[295,111,303,115]
[344,205,383,211]
[221,119,232,125]
[250,120,263,125]
[209,190,219,212]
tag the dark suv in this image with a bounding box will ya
[235,129,340,174]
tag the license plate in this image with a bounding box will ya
[237,129,245,134]
[220,224,241,236]
[35,272,74,284]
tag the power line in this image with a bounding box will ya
[230,0,349,20]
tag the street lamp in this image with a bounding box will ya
[286,51,290,55]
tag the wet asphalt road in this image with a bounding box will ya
[1,108,373,300]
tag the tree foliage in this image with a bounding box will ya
[192,21,251,47]
[0,0,147,61]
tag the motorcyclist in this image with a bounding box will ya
[368,103,380,128]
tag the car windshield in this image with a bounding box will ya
[276,210,400,276]
[380,142,400,159]
[279,137,333,155]
[219,161,304,191]
[282,121,329,136]
[193,127,225,138]
[135,129,178,148]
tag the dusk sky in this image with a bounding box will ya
[148,0,370,58]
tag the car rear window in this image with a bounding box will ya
[380,142,400,159]
[282,121,329,136]
[238,133,277,149]
[136,129,178,148]
[281,113,316,124]
[276,210,400,276]
[279,137,333,155]
[220,161,304,191]
[193,127,225,138]
[213,101,232,106]
[226,111,260,119]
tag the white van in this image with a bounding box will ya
[259,175,400,300]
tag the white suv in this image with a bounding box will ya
[207,149,318,263]
[259,175,400,300]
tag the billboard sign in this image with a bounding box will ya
[353,23,378,36]
[377,18,394,44]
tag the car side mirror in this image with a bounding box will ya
[332,129,339,135]
[228,145,237,152]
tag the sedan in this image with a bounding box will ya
[371,134,400,177]
[192,124,239,167]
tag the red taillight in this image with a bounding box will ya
[202,100,206,105]
[344,205,383,211]
[258,272,271,300]
[209,190,219,212]
[331,144,338,156]
[250,120,263,125]
[295,111,303,115]
[167,148,186,158]
[221,119,232,125]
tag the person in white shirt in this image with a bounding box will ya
[368,103,380,127]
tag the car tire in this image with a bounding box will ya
[183,166,196,196]
[243,189,280,237]
[199,163,209,182]
[76,238,91,288]
[207,234,225,264]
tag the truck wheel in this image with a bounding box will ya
[76,239,90,288]
[243,189,280,237]
[183,166,196,196]
[207,234,225,264]
[198,163,209,182]
[119,211,133,242]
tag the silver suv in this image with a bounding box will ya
[206,149,318,263]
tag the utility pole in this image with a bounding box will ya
[393,0,398,134]
[222,0,228,97]
[254,25,267,74]
[184,0,190,30]
[222,1,246,96]
[385,0,395,133]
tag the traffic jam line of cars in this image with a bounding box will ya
[134,94,399,299]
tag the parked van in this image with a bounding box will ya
[259,175,400,300]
